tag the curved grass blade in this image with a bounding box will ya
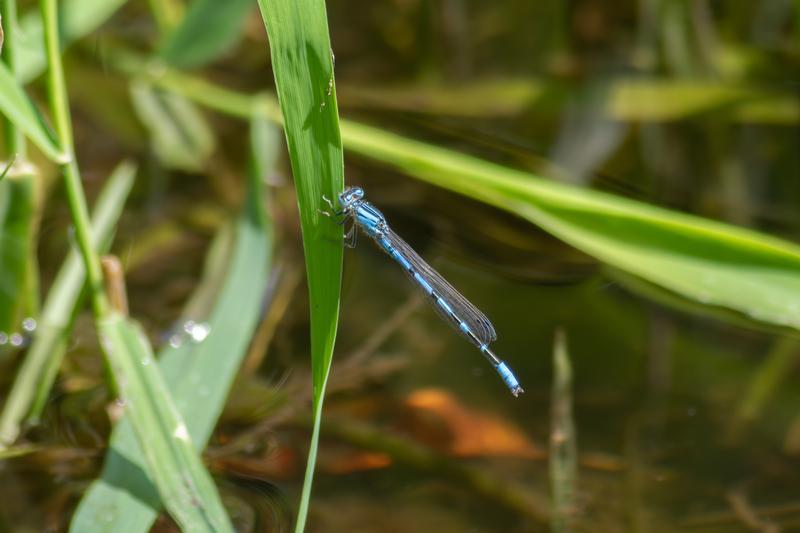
[256,1,344,531]
[0,62,64,161]
[0,161,136,446]
[70,119,274,533]
[338,120,800,332]
[121,62,800,334]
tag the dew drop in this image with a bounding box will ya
[188,322,211,343]
[173,423,190,441]
[0,332,7,345]
[169,334,184,348]
[10,333,23,347]
[22,317,37,332]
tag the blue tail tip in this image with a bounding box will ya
[496,361,524,398]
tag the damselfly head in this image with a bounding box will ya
[338,186,364,209]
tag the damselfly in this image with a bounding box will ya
[324,186,524,397]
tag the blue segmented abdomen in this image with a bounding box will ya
[346,198,523,397]
[376,233,488,350]
[496,362,522,393]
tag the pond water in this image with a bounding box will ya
[1,1,799,532]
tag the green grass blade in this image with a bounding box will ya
[338,120,800,332]
[159,0,253,68]
[96,313,234,532]
[550,329,577,533]
[17,0,128,83]
[0,170,38,336]
[0,62,64,160]
[0,161,135,446]
[256,1,343,531]
[70,119,275,533]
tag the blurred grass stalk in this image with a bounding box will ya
[0,163,38,336]
[0,162,135,446]
[550,329,577,533]
[1,0,39,343]
[37,0,232,529]
[338,79,799,124]
[1,0,22,152]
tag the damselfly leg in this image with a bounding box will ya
[319,194,345,219]
[343,218,358,248]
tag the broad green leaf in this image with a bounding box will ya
[160,0,253,68]
[96,313,233,532]
[70,121,274,533]
[336,120,800,331]
[17,0,128,83]
[0,161,135,446]
[256,0,344,531]
[0,62,64,160]
[129,81,215,171]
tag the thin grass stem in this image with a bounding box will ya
[39,0,109,318]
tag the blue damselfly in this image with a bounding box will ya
[325,186,524,397]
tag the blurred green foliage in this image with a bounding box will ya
[0,0,798,531]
